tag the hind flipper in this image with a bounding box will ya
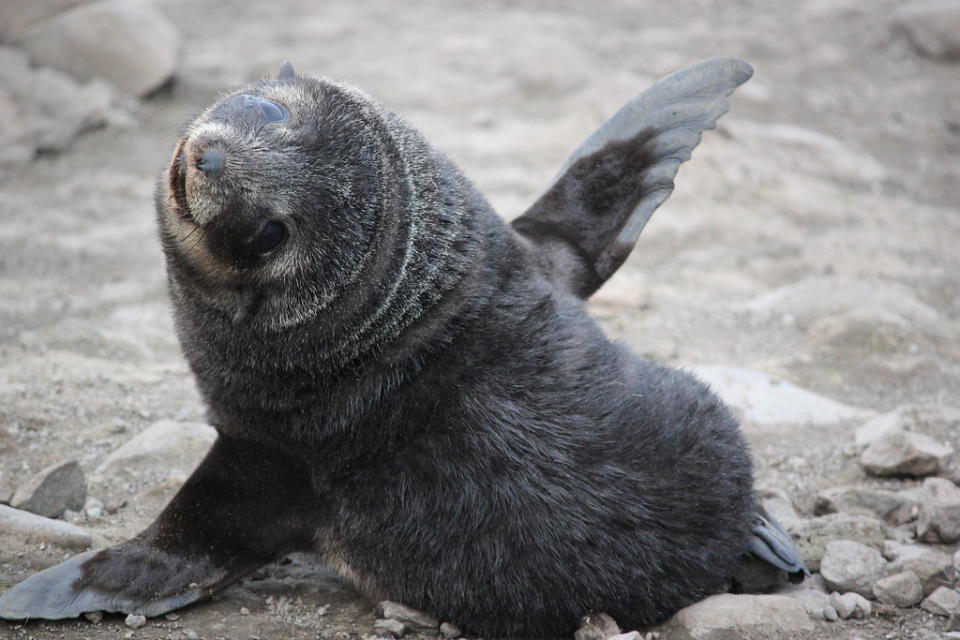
[748,509,808,584]
[0,435,321,620]
[511,57,753,298]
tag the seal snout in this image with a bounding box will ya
[196,149,225,176]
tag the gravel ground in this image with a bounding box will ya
[1,1,959,639]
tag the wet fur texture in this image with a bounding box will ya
[0,63,765,636]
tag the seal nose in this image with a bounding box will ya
[196,149,225,176]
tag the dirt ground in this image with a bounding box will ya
[1,0,959,639]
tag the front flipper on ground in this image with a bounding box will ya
[512,57,753,298]
[0,434,322,620]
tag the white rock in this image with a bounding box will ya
[94,421,216,480]
[124,613,146,629]
[574,612,621,640]
[860,431,953,477]
[377,601,438,632]
[12,459,86,519]
[921,586,960,616]
[892,0,960,60]
[0,504,92,550]
[917,477,960,543]
[828,591,872,619]
[659,593,813,639]
[741,276,942,330]
[873,571,924,607]
[439,621,462,639]
[780,588,838,621]
[17,0,180,97]
[854,408,908,448]
[787,514,885,572]
[813,485,917,524]
[0,0,94,41]
[820,540,888,598]
[687,365,870,427]
[374,618,407,638]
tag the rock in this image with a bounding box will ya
[741,276,942,330]
[892,1,960,61]
[182,631,199,640]
[608,634,643,640]
[813,485,917,525]
[0,0,91,41]
[574,612,621,640]
[921,586,960,616]
[780,588,838,621]
[11,459,86,518]
[439,622,462,639]
[0,45,114,164]
[820,540,888,598]
[828,591,872,619]
[16,0,180,97]
[873,571,924,607]
[860,431,953,477]
[374,618,407,638]
[687,365,870,427]
[659,594,813,639]
[917,477,960,543]
[124,613,146,629]
[855,409,908,448]
[93,420,217,481]
[377,601,439,633]
[83,610,103,623]
[84,496,104,518]
[0,504,92,550]
[883,543,952,590]
[787,513,885,571]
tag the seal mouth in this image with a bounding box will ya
[169,136,193,221]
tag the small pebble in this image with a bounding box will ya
[83,610,103,623]
[182,630,199,640]
[164,612,181,620]
[240,607,250,615]
[125,613,146,629]
[317,604,330,616]
[440,621,462,638]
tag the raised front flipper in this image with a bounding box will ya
[0,435,322,620]
[512,57,753,298]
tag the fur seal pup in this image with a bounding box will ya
[0,58,806,636]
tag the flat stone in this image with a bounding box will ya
[873,571,924,607]
[828,591,872,619]
[12,459,86,519]
[917,477,960,543]
[820,540,888,598]
[17,0,180,97]
[574,612,621,640]
[892,0,960,61]
[921,586,960,616]
[659,593,813,640]
[855,408,908,448]
[779,588,838,621]
[787,513,885,572]
[93,420,217,481]
[608,634,643,640]
[377,601,438,633]
[688,365,870,427]
[860,431,953,477]
[374,618,407,638]
[813,485,917,524]
[0,504,92,550]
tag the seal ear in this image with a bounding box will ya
[511,57,753,298]
[278,60,296,81]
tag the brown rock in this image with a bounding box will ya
[917,477,960,543]
[860,431,952,477]
[873,571,924,607]
[659,594,813,639]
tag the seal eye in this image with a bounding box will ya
[251,221,287,254]
[243,94,288,123]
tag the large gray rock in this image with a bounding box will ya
[687,365,870,427]
[820,540,888,598]
[0,45,113,163]
[16,0,180,97]
[0,504,92,550]
[93,420,217,481]
[921,586,960,616]
[917,477,960,543]
[884,542,953,590]
[860,431,953,477]
[873,571,924,607]
[813,485,918,524]
[892,0,960,61]
[787,513,885,572]
[658,594,813,640]
[0,0,91,42]
[11,459,86,519]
